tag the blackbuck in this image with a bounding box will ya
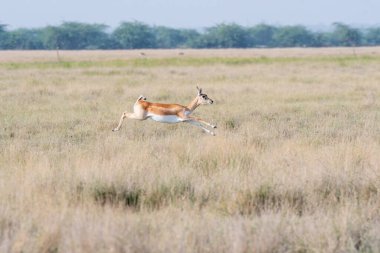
[112,87,217,135]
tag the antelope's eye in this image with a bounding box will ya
[202,95,207,99]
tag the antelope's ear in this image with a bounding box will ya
[196,86,202,95]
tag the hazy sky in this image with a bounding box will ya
[1,0,380,29]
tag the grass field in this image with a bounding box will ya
[1,48,380,252]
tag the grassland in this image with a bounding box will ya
[1,48,380,252]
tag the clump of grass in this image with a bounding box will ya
[223,118,240,130]
[143,180,195,210]
[316,176,379,204]
[93,184,142,208]
[91,180,196,210]
[236,184,307,215]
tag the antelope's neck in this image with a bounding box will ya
[186,97,199,112]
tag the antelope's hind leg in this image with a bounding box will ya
[112,111,147,132]
[112,112,128,132]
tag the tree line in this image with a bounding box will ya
[1,21,380,50]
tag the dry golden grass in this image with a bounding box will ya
[1,48,380,252]
[2,47,380,62]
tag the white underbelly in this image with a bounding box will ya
[148,114,184,123]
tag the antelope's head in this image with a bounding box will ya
[196,86,214,105]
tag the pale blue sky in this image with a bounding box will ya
[1,0,380,29]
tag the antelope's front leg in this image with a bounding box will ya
[185,119,216,136]
[189,116,217,129]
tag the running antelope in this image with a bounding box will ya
[112,87,217,135]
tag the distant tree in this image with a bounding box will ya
[153,26,185,48]
[0,24,6,36]
[41,22,109,49]
[273,25,315,47]
[177,29,201,48]
[311,32,334,47]
[41,26,62,49]
[365,27,380,45]
[0,24,11,49]
[331,23,362,46]
[7,28,44,49]
[112,21,156,49]
[248,24,277,47]
[199,23,250,48]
